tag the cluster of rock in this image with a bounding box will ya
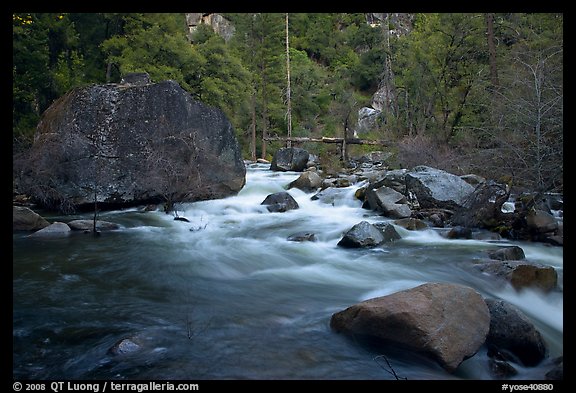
[268,147,563,247]
[261,147,562,293]
[13,206,120,235]
[263,147,562,378]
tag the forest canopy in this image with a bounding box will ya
[12,12,563,193]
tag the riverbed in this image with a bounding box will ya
[13,163,563,380]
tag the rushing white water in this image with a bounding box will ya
[13,163,563,380]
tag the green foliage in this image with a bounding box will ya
[13,13,80,143]
[12,12,562,192]
[195,34,251,119]
[101,14,197,88]
[393,13,486,143]
[52,51,86,95]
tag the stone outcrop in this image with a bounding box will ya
[186,13,235,42]
[372,223,402,243]
[108,337,141,356]
[526,210,558,234]
[450,180,510,228]
[330,282,490,372]
[16,76,246,212]
[287,232,317,242]
[356,107,382,134]
[311,187,350,205]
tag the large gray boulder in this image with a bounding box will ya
[450,180,510,228]
[13,206,50,231]
[16,77,246,211]
[330,282,490,372]
[405,166,475,210]
[270,147,309,172]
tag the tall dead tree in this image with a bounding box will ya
[285,13,292,148]
[485,13,500,88]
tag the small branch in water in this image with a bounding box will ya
[374,354,408,380]
[189,224,208,232]
[186,315,193,340]
[189,216,207,232]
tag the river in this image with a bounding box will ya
[13,163,563,380]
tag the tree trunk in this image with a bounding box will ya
[105,62,113,83]
[250,91,257,161]
[261,73,268,160]
[486,13,499,88]
[380,13,397,118]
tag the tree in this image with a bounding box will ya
[488,44,563,191]
[393,13,486,143]
[457,13,563,192]
[229,13,285,159]
[191,25,251,124]
[101,13,203,91]
[13,13,86,145]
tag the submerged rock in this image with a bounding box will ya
[473,260,557,292]
[287,232,317,242]
[485,299,547,367]
[337,221,385,248]
[28,222,71,237]
[67,219,120,231]
[108,337,141,356]
[261,192,299,213]
[487,246,526,261]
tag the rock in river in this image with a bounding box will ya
[16,75,246,211]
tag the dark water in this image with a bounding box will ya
[13,164,563,380]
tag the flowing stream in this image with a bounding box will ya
[13,163,563,380]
